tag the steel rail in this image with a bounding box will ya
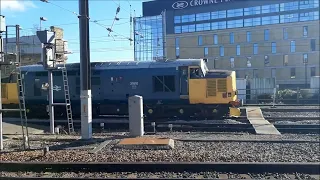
[0,162,319,174]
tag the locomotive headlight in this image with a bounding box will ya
[228,92,232,97]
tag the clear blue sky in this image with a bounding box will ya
[1,0,146,63]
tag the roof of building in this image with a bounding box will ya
[19,59,205,72]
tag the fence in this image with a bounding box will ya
[237,87,320,105]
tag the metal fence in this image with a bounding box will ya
[238,87,320,105]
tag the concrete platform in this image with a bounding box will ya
[246,107,281,135]
[2,122,46,135]
[115,137,174,150]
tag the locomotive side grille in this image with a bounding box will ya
[207,79,217,97]
[217,79,227,92]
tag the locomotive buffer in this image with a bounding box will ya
[37,30,74,134]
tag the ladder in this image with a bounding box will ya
[16,64,30,149]
[61,64,74,134]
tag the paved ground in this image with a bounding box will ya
[2,122,47,135]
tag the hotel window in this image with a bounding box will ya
[303,26,308,37]
[283,28,288,39]
[181,24,195,33]
[262,15,279,25]
[310,39,316,51]
[204,47,209,57]
[227,8,243,18]
[262,4,279,14]
[311,67,316,77]
[247,31,251,42]
[280,13,299,23]
[264,55,270,66]
[244,6,260,16]
[227,19,243,28]
[174,16,181,23]
[213,34,218,45]
[271,68,276,78]
[290,40,296,52]
[174,26,181,34]
[300,11,319,21]
[211,21,227,30]
[236,45,240,56]
[196,12,210,21]
[198,35,203,46]
[290,68,296,79]
[175,38,180,58]
[264,29,269,41]
[211,10,226,19]
[284,55,289,66]
[181,14,195,23]
[230,32,234,44]
[253,43,258,54]
[280,1,299,11]
[196,23,210,31]
[300,0,319,9]
[272,42,276,53]
[220,46,224,57]
[244,17,261,27]
[230,57,235,68]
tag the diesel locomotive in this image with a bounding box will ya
[2,59,241,119]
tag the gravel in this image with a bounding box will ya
[273,120,320,125]
[1,140,319,163]
[1,171,319,179]
[262,112,320,118]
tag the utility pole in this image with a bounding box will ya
[79,0,92,139]
[0,15,5,150]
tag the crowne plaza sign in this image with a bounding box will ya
[172,0,232,10]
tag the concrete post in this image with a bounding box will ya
[128,95,144,137]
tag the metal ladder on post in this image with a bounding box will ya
[61,64,74,134]
[16,64,30,149]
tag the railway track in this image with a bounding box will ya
[0,161,319,174]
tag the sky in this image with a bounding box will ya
[0,0,146,63]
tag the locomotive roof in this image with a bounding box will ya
[19,59,206,72]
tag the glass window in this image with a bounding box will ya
[262,4,279,14]
[280,1,299,11]
[213,34,218,45]
[181,14,195,23]
[311,67,316,76]
[300,0,319,9]
[175,38,180,58]
[244,6,260,16]
[303,26,308,37]
[174,16,181,23]
[198,35,203,46]
[284,55,289,66]
[211,10,226,19]
[220,46,224,57]
[230,57,235,68]
[290,68,296,78]
[181,24,195,33]
[264,55,270,66]
[303,53,308,63]
[236,45,240,55]
[300,11,319,21]
[174,26,181,34]
[211,21,226,30]
[290,40,296,52]
[230,32,234,44]
[264,29,269,41]
[204,47,209,57]
[247,31,251,42]
[196,23,211,31]
[271,68,276,78]
[244,17,261,27]
[272,42,276,53]
[283,28,288,39]
[227,19,243,28]
[262,15,279,25]
[196,12,210,21]
[280,13,299,23]
[310,39,316,51]
[253,43,258,54]
[227,8,243,18]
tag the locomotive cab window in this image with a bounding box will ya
[190,68,203,79]
[153,75,175,92]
